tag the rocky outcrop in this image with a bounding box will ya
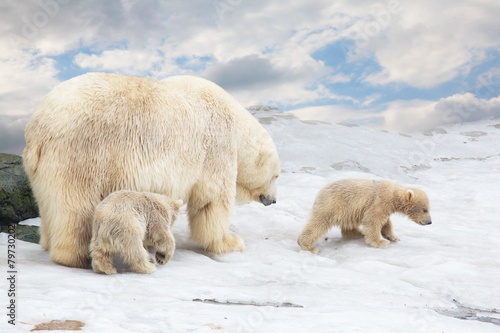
[0,153,39,225]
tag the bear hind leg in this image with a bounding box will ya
[122,238,156,274]
[91,248,117,275]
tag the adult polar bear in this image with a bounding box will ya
[24,73,280,268]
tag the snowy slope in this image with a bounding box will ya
[2,112,500,332]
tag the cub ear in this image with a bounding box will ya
[173,200,183,209]
[406,190,414,202]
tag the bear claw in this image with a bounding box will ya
[155,252,169,265]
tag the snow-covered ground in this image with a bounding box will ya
[2,111,500,332]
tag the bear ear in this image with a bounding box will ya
[173,200,183,209]
[406,190,414,202]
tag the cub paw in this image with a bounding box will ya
[382,234,400,242]
[368,239,390,248]
[155,252,170,265]
[132,262,157,274]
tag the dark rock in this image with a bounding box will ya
[0,153,39,225]
[0,224,40,244]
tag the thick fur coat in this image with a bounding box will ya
[298,179,432,253]
[24,73,280,268]
[90,190,182,274]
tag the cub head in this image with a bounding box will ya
[236,136,280,206]
[404,188,432,226]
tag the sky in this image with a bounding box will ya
[1,0,500,154]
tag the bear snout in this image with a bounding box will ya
[259,194,276,206]
[421,219,432,225]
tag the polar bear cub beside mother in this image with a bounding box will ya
[91,190,182,275]
[24,73,280,268]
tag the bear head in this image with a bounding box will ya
[236,136,280,206]
[403,188,432,226]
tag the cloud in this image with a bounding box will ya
[288,104,384,127]
[291,92,500,132]
[74,47,163,75]
[203,55,288,91]
[361,0,500,88]
[1,0,500,155]
[382,93,500,132]
[0,116,29,155]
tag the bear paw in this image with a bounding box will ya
[297,239,319,254]
[98,267,117,275]
[368,239,390,248]
[155,252,171,265]
[206,233,246,254]
[92,260,117,275]
[131,262,157,274]
[383,234,400,242]
[92,265,117,275]
[305,247,319,254]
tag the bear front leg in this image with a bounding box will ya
[381,218,400,242]
[297,214,332,254]
[361,214,390,248]
[188,198,245,254]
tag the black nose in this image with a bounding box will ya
[427,220,432,225]
[259,195,276,206]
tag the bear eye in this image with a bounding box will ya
[423,208,428,213]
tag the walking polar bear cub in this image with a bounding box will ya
[90,190,182,275]
[24,73,280,268]
[298,179,432,254]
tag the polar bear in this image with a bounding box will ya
[90,190,182,274]
[298,179,432,254]
[23,73,280,268]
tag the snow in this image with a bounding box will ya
[2,112,500,332]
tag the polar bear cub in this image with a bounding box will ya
[298,179,432,254]
[90,190,183,274]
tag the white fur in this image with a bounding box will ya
[24,73,280,268]
[90,190,182,275]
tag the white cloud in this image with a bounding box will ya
[362,0,500,87]
[326,73,352,84]
[290,92,500,132]
[382,93,500,132]
[288,104,383,127]
[74,48,163,76]
[1,0,500,155]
